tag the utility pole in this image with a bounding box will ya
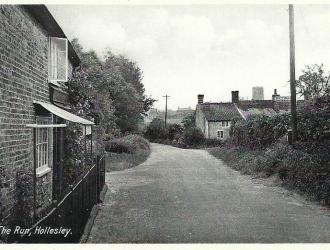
[289,4,298,143]
[163,95,170,128]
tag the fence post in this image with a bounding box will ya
[94,164,98,204]
[102,156,105,188]
[96,155,100,202]
[69,185,74,240]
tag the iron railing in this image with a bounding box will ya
[16,155,106,243]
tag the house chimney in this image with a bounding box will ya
[197,94,204,104]
[231,91,239,103]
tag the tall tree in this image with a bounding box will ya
[68,39,118,139]
[103,51,155,132]
[296,64,330,100]
[69,39,155,135]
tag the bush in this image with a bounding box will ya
[182,113,195,130]
[15,169,34,226]
[203,138,225,148]
[105,134,150,154]
[230,97,330,149]
[209,140,330,206]
[230,114,290,149]
[297,99,330,141]
[184,127,205,145]
[63,123,89,193]
[143,118,167,141]
[105,140,132,153]
[104,134,151,172]
[167,123,183,140]
[279,148,330,204]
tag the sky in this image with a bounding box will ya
[48,4,330,110]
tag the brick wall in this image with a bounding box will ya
[0,5,52,224]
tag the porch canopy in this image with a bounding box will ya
[33,100,94,125]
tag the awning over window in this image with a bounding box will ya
[33,100,94,125]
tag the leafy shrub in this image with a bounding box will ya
[296,98,330,141]
[183,127,205,145]
[278,146,330,204]
[209,140,330,206]
[182,113,195,130]
[105,134,150,154]
[62,123,89,194]
[105,140,132,153]
[143,118,167,141]
[15,168,34,227]
[230,97,330,148]
[105,134,151,172]
[230,114,290,149]
[167,123,183,140]
[203,138,225,147]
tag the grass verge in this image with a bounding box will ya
[104,134,151,172]
[208,141,330,206]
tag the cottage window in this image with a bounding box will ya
[48,37,68,82]
[221,121,229,127]
[36,117,51,173]
[217,130,224,139]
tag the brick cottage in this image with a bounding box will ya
[0,5,94,226]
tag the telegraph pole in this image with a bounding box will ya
[289,4,298,143]
[163,95,170,128]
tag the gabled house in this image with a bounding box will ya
[195,95,242,140]
[0,5,93,225]
[195,89,291,140]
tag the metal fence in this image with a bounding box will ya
[17,155,106,243]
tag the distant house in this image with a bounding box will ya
[195,89,291,140]
[0,5,93,225]
[145,107,194,125]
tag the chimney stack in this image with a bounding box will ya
[231,91,239,103]
[197,94,204,104]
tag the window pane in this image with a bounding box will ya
[44,144,47,165]
[43,128,47,142]
[38,129,41,143]
[57,50,67,80]
[35,117,51,168]
[49,37,68,82]
[39,144,41,166]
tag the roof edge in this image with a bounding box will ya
[234,103,247,120]
[22,5,80,67]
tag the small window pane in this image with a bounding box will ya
[35,117,51,169]
[49,37,68,82]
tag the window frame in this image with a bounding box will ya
[48,37,68,83]
[217,130,224,140]
[35,116,52,174]
[221,121,230,127]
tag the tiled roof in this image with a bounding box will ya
[198,99,294,121]
[238,107,277,119]
[199,103,243,121]
[236,100,274,110]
